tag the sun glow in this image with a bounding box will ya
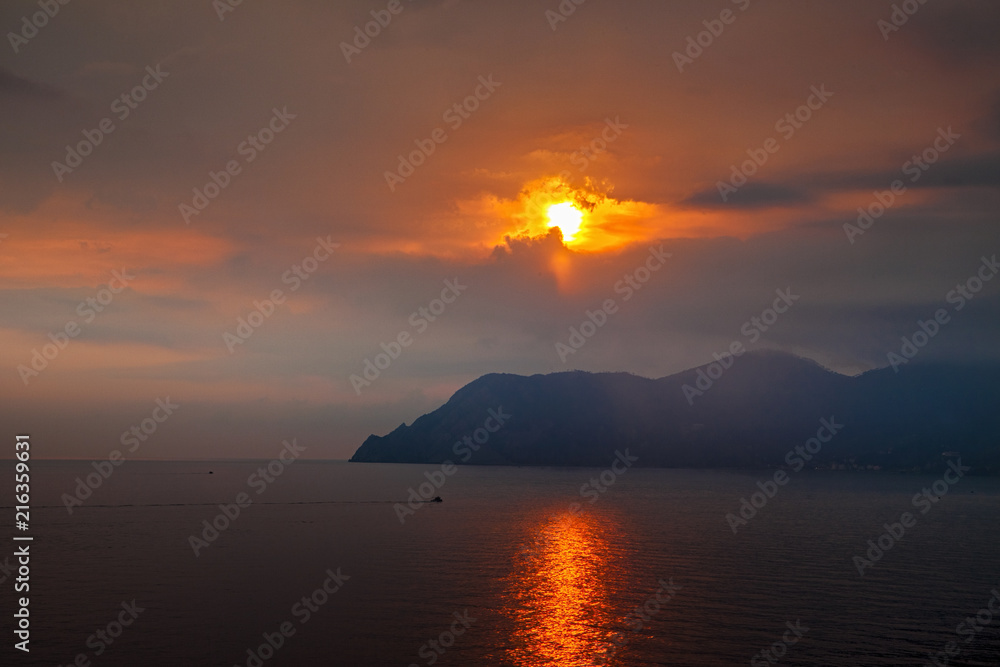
[546,202,583,243]
[482,175,660,253]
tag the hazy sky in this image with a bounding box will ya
[2,0,998,459]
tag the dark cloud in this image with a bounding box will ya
[972,89,1000,144]
[905,0,1000,65]
[0,68,61,99]
[788,151,1000,194]
[681,182,814,209]
[682,151,1000,210]
[909,152,1000,189]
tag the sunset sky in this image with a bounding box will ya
[2,0,998,459]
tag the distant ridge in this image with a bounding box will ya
[350,352,1000,473]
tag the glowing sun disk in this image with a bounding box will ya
[546,202,583,242]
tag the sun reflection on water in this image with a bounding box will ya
[500,511,621,666]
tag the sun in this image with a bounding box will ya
[486,175,659,253]
[547,202,584,243]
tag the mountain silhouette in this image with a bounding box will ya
[350,351,1000,473]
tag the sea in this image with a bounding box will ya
[3,459,999,666]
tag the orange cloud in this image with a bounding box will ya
[0,195,235,292]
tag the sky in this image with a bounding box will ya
[1,0,998,459]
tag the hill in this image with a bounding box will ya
[349,351,1000,473]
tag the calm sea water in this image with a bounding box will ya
[3,460,1000,666]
